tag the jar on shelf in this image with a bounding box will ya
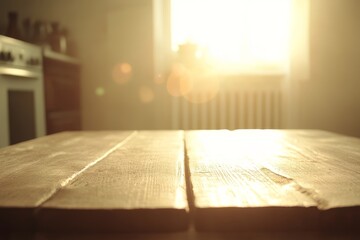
[32,20,50,48]
[48,22,67,54]
[6,11,22,39]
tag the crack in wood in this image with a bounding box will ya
[184,138,195,219]
[260,167,293,185]
[35,131,138,208]
[260,167,329,209]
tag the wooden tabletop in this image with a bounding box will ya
[1,130,360,238]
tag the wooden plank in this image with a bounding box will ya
[185,130,360,231]
[0,131,134,231]
[38,131,188,232]
[262,130,360,231]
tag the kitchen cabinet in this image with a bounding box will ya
[43,50,81,134]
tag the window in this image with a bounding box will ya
[171,0,292,74]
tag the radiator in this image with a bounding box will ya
[171,90,283,130]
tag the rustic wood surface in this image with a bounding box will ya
[0,131,134,231]
[1,129,360,237]
[185,130,360,231]
[38,131,188,232]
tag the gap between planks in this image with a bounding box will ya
[184,138,195,219]
[35,131,138,208]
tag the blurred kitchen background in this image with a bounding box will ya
[0,0,359,146]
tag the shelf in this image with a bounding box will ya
[43,49,79,64]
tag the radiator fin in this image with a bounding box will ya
[172,90,283,130]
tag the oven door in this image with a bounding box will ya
[0,67,46,147]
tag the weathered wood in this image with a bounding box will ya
[0,131,134,231]
[266,130,360,230]
[2,129,360,234]
[186,130,360,231]
[38,131,188,232]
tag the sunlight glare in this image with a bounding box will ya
[193,130,290,207]
[233,130,287,161]
[112,62,133,85]
[199,130,286,167]
[171,0,291,73]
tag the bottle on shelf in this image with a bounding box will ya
[6,11,22,39]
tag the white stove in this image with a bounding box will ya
[0,35,45,147]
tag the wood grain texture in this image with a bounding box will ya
[0,131,134,231]
[185,130,360,231]
[2,129,360,234]
[38,131,188,232]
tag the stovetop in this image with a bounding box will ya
[0,35,42,70]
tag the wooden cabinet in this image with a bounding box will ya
[43,50,81,134]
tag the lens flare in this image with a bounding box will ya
[166,61,220,104]
[139,86,155,103]
[95,87,105,97]
[184,70,219,104]
[112,62,133,85]
[154,73,165,85]
[166,63,193,97]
